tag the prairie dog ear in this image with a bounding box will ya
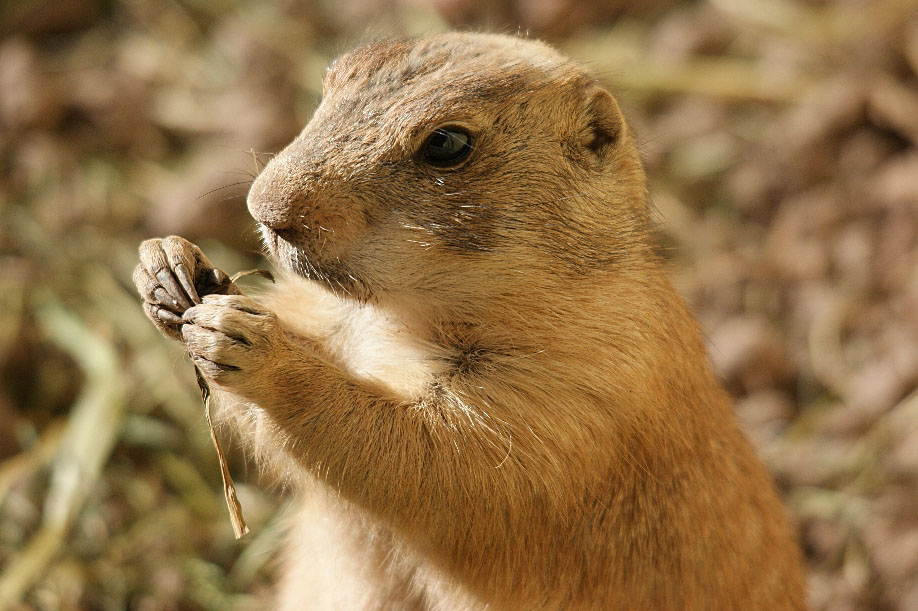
[579,86,624,159]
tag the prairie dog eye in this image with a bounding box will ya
[420,127,472,167]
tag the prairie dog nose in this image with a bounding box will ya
[247,157,309,231]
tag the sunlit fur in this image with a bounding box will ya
[213,33,806,609]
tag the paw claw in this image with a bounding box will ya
[155,268,192,309]
[181,306,196,324]
[154,305,183,324]
[153,287,180,309]
[190,354,240,382]
[174,263,200,303]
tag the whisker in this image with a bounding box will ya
[221,168,259,180]
[195,181,255,200]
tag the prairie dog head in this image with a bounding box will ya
[248,33,650,319]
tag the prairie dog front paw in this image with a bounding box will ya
[133,236,240,340]
[182,295,282,388]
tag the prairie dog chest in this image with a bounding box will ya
[263,277,447,400]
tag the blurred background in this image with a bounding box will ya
[1,0,917,608]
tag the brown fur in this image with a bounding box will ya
[135,33,806,610]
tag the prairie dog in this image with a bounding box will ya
[134,33,807,610]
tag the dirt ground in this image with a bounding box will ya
[1,0,917,609]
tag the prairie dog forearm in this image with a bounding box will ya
[230,314,590,591]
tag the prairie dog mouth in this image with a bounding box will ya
[260,225,370,300]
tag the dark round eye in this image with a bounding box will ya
[420,127,472,167]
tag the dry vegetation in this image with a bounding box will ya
[1,0,917,609]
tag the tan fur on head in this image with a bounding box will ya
[248,34,650,321]
[140,32,806,610]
